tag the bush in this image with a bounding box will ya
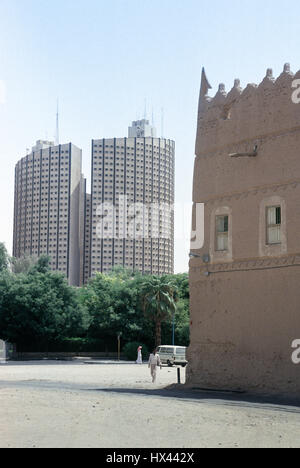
[54,338,106,353]
[123,342,149,362]
[17,338,106,353]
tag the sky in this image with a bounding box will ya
[0,0,300,273]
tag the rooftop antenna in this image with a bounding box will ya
[55,99,59,145]
[144,98,147,120]
[161,107,164,139]
[152,107,154,126]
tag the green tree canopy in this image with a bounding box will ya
[0,267,89,348]
[0,243,9,272]
[80,271,148,347]
[0,250,190,352]
[11,254,38,274]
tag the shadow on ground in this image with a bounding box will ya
[1,360,300,414]
[84,386,300,414]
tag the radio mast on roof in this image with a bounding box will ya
[161,107,164,139]
[55,99,59,145]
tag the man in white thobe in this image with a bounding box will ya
[148,349,162,383]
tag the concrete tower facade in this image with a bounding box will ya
[13,141,83,286]
[89,124,175,276]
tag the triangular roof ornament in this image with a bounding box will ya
[200,68,212,101]
[196,68,212,154]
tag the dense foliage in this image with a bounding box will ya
[0,243,9,272]
[140,275,177,347]
[0,253,89,350]
[123,342,150,361]
[0,243,190,353]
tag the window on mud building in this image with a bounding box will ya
[267,206,281,245]
[216,215,229,251]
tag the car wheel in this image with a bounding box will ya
[167,360,173,367]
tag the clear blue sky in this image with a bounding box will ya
[0,0,299,272]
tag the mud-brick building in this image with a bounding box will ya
[188,64,300,395]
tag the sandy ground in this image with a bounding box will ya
[0,360,300,448]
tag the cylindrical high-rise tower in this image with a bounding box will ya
[13,140,83,286]
[89,120,175,276]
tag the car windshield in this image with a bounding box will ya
[159,347,174,353]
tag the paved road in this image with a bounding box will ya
[0,361,300,448]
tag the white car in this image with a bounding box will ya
[157,345,188,367]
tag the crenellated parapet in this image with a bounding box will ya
[196,64,300,156]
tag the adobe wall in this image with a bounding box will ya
[188,265,300,394]
[188,64,300,395]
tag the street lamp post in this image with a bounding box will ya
[117,333,122,361]
[172,311,175,346]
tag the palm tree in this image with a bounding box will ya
[140,276,177,347]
